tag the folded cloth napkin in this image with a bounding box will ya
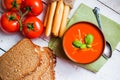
[49,3,120,72]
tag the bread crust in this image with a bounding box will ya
[40,47,56,80]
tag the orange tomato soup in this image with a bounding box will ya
[63,22,105,64]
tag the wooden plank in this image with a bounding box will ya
[98,0,120,15]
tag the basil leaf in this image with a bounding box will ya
[80,44,87,49]
[85,34,94,45]
[86,44,92,48]
[72,40,82,48]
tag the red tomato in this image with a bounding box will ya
[2,0,22,11]
[22,17,44,38]
[0,12,20,33]
[23,0,43,16]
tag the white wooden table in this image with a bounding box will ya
[0,0,120,80]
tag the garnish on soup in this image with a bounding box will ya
[72,33,94,49]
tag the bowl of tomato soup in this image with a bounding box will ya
[63,22,105,64]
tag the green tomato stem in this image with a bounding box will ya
[8,14,16,21]
[21,10,29,20]
[12,0,19,10]
[18,9,30,31]
[19,19,23,31]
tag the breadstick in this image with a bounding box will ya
[52,0,64,37]
[44,4,50,27]
[45,1,57,37]
[59,5,70,37]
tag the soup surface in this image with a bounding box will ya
[63,22,105,64]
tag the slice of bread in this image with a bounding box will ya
[0,38,40,80]
[21,47,50,80]
[40,47,56,80]
[21,47,56,80]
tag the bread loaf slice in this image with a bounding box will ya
[21,47,50,80]
[40,47,56,80]
[0,38,40,80]
[21,47,56,80]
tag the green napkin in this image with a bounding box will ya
[49,3,120,72]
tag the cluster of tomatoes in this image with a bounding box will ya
[0,0,44,38]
